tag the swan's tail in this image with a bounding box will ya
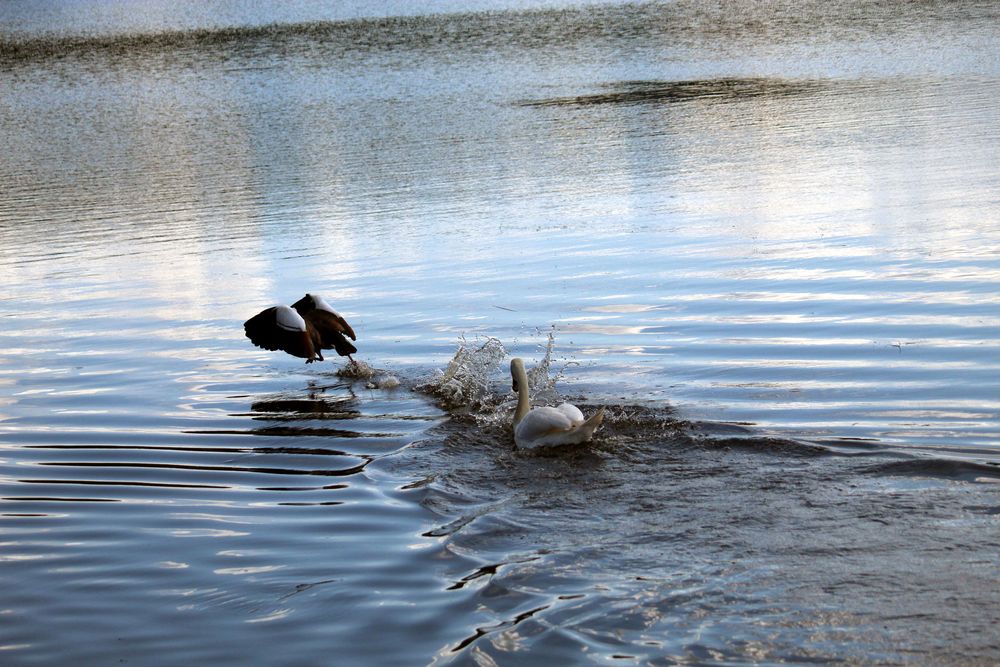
[579,407,605,441]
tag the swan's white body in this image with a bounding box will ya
[510,358,604,450]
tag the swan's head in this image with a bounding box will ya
[510,357,526,393]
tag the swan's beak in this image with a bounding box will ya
[511,379,519,393]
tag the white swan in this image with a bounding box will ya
[510,357,604,450]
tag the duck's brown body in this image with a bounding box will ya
[244,294,357,364]
[291,294,357,358]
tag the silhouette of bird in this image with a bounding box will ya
[244,293,357,364]
[290,293,357,361]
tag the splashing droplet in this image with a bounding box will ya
[419,336,507,412]
[336,360,376,379]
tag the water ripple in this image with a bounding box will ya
[3,1,1000,663]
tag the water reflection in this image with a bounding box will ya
[521,77,830,107]
[2,0,1000,664]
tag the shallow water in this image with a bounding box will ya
[2,1,999,665]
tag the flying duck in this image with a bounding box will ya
[290,293,357,360]
[244,294,357,364]
[509,357,604,450]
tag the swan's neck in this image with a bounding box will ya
[513,362,530,426]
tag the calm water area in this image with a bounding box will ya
[1,1,999,664]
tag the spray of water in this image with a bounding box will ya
[418,335,508,414]
[336,359,400,389]
[522,329,572,405]
[336,332,675,442]
[417,330,586,429]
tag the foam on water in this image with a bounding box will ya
[416,331,586,427]
[335,358,400,389]
[419,335,509,413]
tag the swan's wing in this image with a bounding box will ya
[555,403,585,426]
[514,406,576,448]
[515,405,605,449]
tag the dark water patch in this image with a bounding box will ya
[276,578,338,600]
[275,500,344,507]
[0,20,364,66]
[4,0,997,67]
[3,496,119,503]
[446,555,541,591]
[248,396,358,415]
[5,381,1000,663]
[450,603,551,653]
[16,478,229,489]
[422,500,511,538]
[24,443,368,458]
[370,393,1000,663]
[520,77,831,108]
[28,443,252,454]
[186,426,383,438]
[256,483,348,492]
[962,504,1000,516]
[862,457,1000,483]
[38,458,372,477]
[0,7,663,69]
[250,446,351,456]
[696,434,832,458]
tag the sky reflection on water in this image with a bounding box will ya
[2,1,1000,665]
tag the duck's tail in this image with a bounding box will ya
[578,407,605,441]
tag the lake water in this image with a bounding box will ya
[1,1,999,664]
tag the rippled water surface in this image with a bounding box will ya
[2,1,999,665]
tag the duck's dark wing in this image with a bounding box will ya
[244,306,321,361]
[324,310,358,340]
[292,295,356,341]
[331,312,356,341]
[244,307,285,352]
[326,329,358,357]
[304,310,358,357]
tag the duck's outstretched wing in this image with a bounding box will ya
[305,310,358,357]
[292,294,357,341]
[304,310,358,355]
[244,306,286,352]
[323,328,357,357]
[323,309,356,342]
[244,305,320,361]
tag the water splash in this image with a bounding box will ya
[521,329,567,406]
[336,359,376,379]
[336,359,400,389]
[419,336,508,413]
[417,330,591,431]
